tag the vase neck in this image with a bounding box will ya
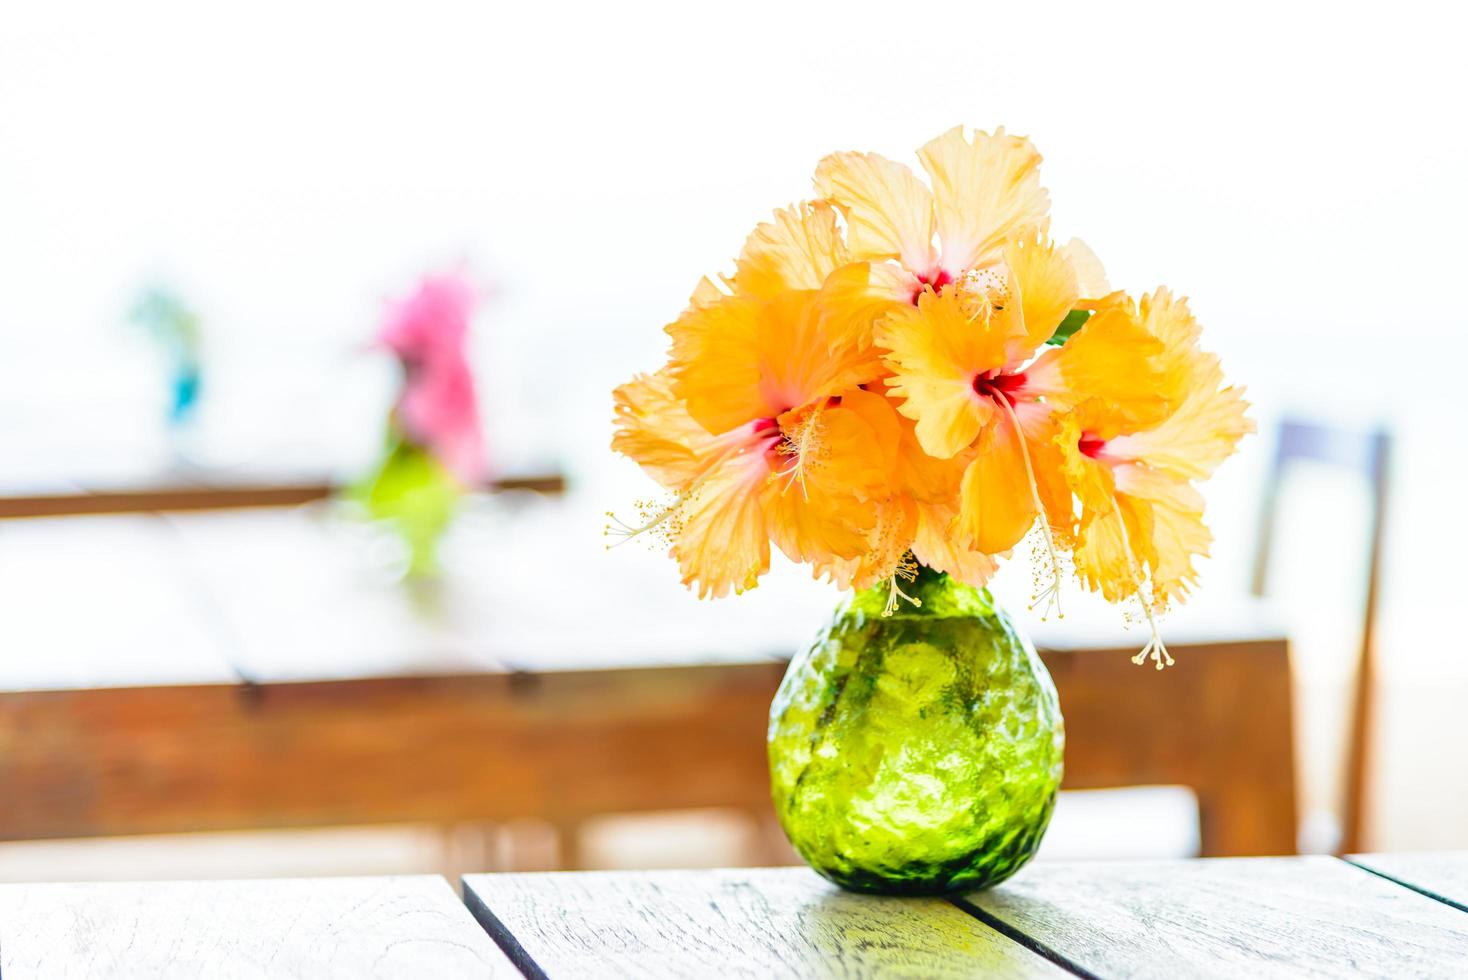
[896,563,996,617]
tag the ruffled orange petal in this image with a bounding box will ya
[757,291,886,415]
[1135,289,1219,411]
[875,289,1007,458]
[669,290,883,436]
[765,473,876,567]
[1106,289,1254,480]
[734,201,850,299]
[1107,380,1253,481]
[667,293,776,435]
[916,126,1049,274]
[1054,405,1155,606]
[687,276,729,311]
[1003,235,1079,363]
[1025,305,1169,427]
[893,399,968,504]
[817,262,916,350]
[813,150,936,273]
[1138,288,1203,377]
[824,386,903,487]
[1115,464,1212,608]
[814,493,919,593]
[1070,504,1142,605]
[670,447,773,598]
[611,369,714,489]
[956,411,1038,553]
[1018,409,1076,544]
[912,500,1000,588]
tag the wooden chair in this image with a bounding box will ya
[1250,418,1392,854]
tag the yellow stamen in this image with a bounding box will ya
[776,405,826,500]
[882,551,923,617]
[604,495,684,549]
[956,267,1010,321]
[992,394,1064,619]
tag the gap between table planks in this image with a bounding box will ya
[1348,851,1468,913]
[463,867,1066,979]
[959,856,1468,979]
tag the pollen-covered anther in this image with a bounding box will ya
[1026,529,1069,621]
[863,503,908,578]
[881,550,923,617]
[1132,600,1175,671]
[954,266,1011,321]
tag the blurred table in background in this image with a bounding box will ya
[0,466,563,519]
[0,496,1294,859]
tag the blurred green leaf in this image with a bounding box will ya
[353,437,462,577]
[1045,309,1091,346]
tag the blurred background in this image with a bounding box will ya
[0,0,1463,882]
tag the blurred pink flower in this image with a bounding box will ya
[377,273,487,484]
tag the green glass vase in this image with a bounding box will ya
[768,566,1064,895]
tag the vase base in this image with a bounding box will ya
[804,839,1045,897]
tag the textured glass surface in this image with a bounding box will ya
[768,567,1064,895]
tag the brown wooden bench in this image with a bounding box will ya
[0,503,1294,858]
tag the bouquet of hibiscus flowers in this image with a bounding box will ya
[612,127,1251,668]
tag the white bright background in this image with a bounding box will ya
[2,1,1466,849]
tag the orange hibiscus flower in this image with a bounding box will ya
[612,284,890,598]
[1050,290,1253,667]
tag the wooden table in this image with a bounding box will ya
[2,855,1465,977]
[0,498,1294,856]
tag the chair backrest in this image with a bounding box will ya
[1250,417,1392,854]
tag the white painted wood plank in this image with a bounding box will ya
[0,875,515,978]
[962,856,1468,978]
[1350,852,1468,912]
[465,867,1065,979]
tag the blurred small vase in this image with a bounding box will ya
[768,566,1064,895]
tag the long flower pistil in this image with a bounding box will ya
[775,406,827,499]
[991,390,1065,619]
[605,494,687,549]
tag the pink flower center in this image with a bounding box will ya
[973,371,1027,406]
[1078,433,1108,458]
[910,269,954,304]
